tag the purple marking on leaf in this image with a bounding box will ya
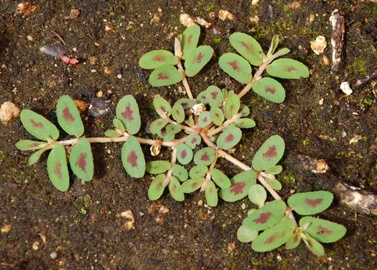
[191,138,197,144]
[262,146,277,159]
[305,198,323,208]
[180,150,187,159]
[153,55,165,62]
[201,152,210,162]
[317,225,332,235]
[226,134,234,142]
[54,162,62,180]
[161,128,168,136]
[228,60,240,72]
[194,52,203,64]
[202,116,208,123]
[187,35,193,47]
[122,104,134,121]
[171,182,177,192]
[75,153,87,172]
[284,66,297,72]
[230,182,246,195]
[30,119,43,129]
[62,107,74,121]
[253,212,272,224]
[240,41,254,54]
[157,73,169,80]
[175,109,181,115]
[192,182,200,189]
[210,91,218,100]
[265,233,278,244]
[127,151,138,167]
[266,87,276,94]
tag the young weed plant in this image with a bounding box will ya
[17,24,346,256]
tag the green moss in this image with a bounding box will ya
[346,59,366,76]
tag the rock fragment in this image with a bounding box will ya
[329,13,345,71]
[0,101,20,124]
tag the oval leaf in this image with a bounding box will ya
[56,95,84,137]
[285,231,302,250]
[185,45,214,77]
[172,102,185,123]
[300,217,347,243]
[193,147,215,166]
[189,165,208,178]
[229,32,264,66]
[20,109,59,141]
[211,168,231,189]
[205,180,218,207]
[149,65,184,87]
[252,135,285,171]
[237,224,258,243]
[181,177,205,193]
[116,95,141,135]
[205,86,223,107]
[198,111,212,128]
[210,106,224,126]
[153,96,172,116]
[47,144,69,192]
[172,164,188,182]
[69,138,94,181]
[176,143,193,165]
[243,200,287,231]
[251,77,286,103]
[146,160,171,174]
[28,146,49,166]
[181,24,200,59]
[219,53,252,84]
[168,176,184,201]
[150,118,168,134]
[302,232,325,256]
[16,140,47,151]
[185,134,201,149]
[251,219,296,252]
[139,50,179,69]
[287,191,334,215]
[148,174,166,200]
[234,118,256,129]
[121,136,145,178]
[266,58,309,79]
[216,125,242,150]
[220,170,257,202]
[224,92,240,120]
[248,184,267,208]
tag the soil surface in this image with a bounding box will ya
[1,0,377,269]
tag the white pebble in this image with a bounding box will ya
[340,81,353,96]
[50,251,58,259]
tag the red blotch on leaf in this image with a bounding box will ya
[122,104,134,121]
[305,198,323,208]
[153,55,165,62]
[194,52,203,64]
[180,150,187,159]
[262,146,277,159]
[266,87,276,94]
[62,107,74,121]
[226,134,234,143]
[54,162,62,180]
[317,225,332,235]
[230,182,246,195]
[228,60,240,72]
[284,66,296,72]
[201,152,210,162]
[75,153,87,172]
[30,119,43,129]
[157,72,170,80]
[240,41,254,54]
[127,151,138,167]
[210,91,218,100]
[253,212,272,224]
[265,233,278,244]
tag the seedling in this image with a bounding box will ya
[39,43,79,67]
[17,24,346,256]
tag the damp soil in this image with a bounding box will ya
[1,1,377,269]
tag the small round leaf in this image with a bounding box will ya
[266,58,309,79]
[205,180,218,207]
[287,191,334,215]
[185,134,201,149]
[252,135,285,171]
[153,96,172,116]
[198,111,212,128]
[139,50,179,69]
[219,53,252,84]
[177,143,193,165]
[185,45,214,77]
[56,95,84,137]
[224,92,240,120]
[148,174,166,200]
[216,125,242,150]
[181,24,200,59]
[172,102,185,123]
[149,65,184,87]
[248,184,267,208]
[234,118,256,129]
[181,177,205,193]
[210,106,224,126]
[69,138,94,181]
[229,32,264,66]
[172,164,188,182]
[189,165,208,178]
[252,77,286,103]
[211,168,231,189]
[116,95,141,135]
[219,170,257,202]
[121,136,145,178]
[146,160,171,174]
[168,176,184,201]
[237,225,258,243]
[193,147,215,166]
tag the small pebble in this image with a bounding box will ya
[0,101,20,124]
[310,35,327,55]
[50,251,58,259]
[340,81,353,96]
[117,74,122,79]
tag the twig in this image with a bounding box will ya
[355,69,377,87]
[51,30,67,45]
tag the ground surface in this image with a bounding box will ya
[1,0,377,269]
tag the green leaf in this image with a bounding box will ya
[116,95,141,135]
[251,77,286,103]
[172,102,185,123]
[229,32,264,66]
[266,58,309,79]
[28,146,49,165]
[205,180,218,207]
[300,217,347,243]
[168,176,184,201]
[286,231,302,250]
[206,86,223,107]
[219,53,252,84]
[176,98,196,109]
[240,104,250,117]
[248,184,267,208]
[47,144,69,192]
[56,95,84,137]
[237,224,258,243]
[210,106,224,126]
[302,232,325,256]
[251,219,296,252]
[252,135,285,171]
[265,165,283,175]
[153,96,172,116]
[181,177,205,193]
[16,140,47,151]
[273,48,290,58]
[216,125,242,150]
[288,191,334,215]
[189,165,208,178]
[146,160,171,174]
[176,143,193,165]
[265,177,282,190]
[234,118,256,129]
[69,138,94,181]
[172,164,188,182]
[224,92,240,120]
[220,170,257,202]
[185,134,201,149]
[193,147,215,166]
[185,45,214,77]
[243,200,287,231]
[121,136,145,178]
[165,123,182,135]
[198,111,212,128]
[139,50,179,69]
[149,65,184,87]
[105,129,122,138]
[113,118,126,132]
[157,126,175,142]
[150,118,168,134]
[148,174,166,200]
[20,109,59,141]
[211,168,231,189]
[267,35,280,56]
[181,24,200,59]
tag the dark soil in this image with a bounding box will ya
[1,0,377,269]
